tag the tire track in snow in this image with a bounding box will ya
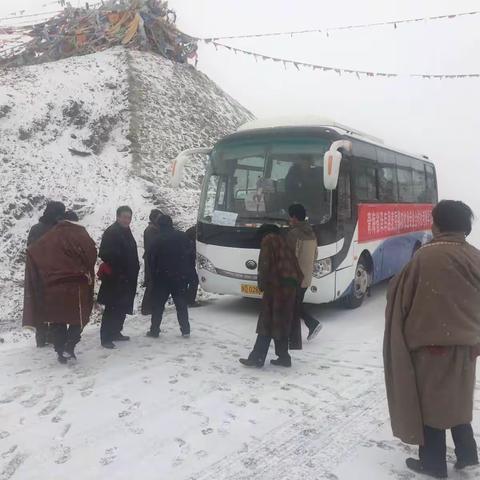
[191,373,387,480]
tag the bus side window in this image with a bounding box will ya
[354,166,378,201]
[425,164,437,203]
[338,169,352,221]
[412,159,427,203]
[352,141,378,202]
[396,154,415,203]
[377,149,398,202]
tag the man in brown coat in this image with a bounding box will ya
[23,211,97,364]
[240,224,303,368]
[26,200,66,347]
[287,203,322,341]
[384,200,480,478]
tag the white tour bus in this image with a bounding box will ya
[171,118,437,308]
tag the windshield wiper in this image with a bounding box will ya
[246,216,289,225]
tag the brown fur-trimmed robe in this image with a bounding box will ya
[384,233,480,445]
[257,233,304,349]
[23,221,97,329]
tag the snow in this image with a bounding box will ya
[0,286,478,480]
[0,47,252,332]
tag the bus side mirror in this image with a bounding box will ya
[171,148,212,187]
[323,140,352,190]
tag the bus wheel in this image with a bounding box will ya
[343,257,370,309]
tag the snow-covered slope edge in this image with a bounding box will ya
[0,47,253,332]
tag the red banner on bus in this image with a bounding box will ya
[358,203,434,243]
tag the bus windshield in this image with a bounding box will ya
[199,136,333,227]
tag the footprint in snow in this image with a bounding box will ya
[1,445,18,460]
[39,386,64,416]
[54,445,71,464]
[51,410,67,424]
[21,391,46,408]
[201,428,213,436]
[0,431,11,440]
[0,453,28,480]
[100,447,118,466]
[79,380,95,397]
[0,386,30,404]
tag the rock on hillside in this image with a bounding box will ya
[0,47,253,331]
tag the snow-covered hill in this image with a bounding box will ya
[0,47,253,332]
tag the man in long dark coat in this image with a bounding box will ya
[25,200,66,347]
[23,211,97,363]
[384,200,480,478]
[147,215,192,338]
[141,208,162,316]
[240,224,303,368]
[97,206,140,349]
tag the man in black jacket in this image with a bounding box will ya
[97,206,140,349]
[26,201,66,347]
[141,208,162,315]
[147,215,191,338]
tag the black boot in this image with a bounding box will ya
[270,357,292,367]
[102,341,116,349]
[455,459,479,470]
[239,358,264,368]
[146,330,159,338]
[64,344,77,360]
[113,334,130,341]
[57,353,68,365]
[405,458,447,478]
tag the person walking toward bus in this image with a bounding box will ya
[97,206,140,349]
[25,200,66,347]
[23,210,97,364]
[240,224,303,368]
[141,208,162,316]
[147,215,192,338]
[384,200,480,479]
[287,203,322,341]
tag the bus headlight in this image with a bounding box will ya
[312,258,332,278]
[197,253,216,274]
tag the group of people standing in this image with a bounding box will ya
[21,195,480,477]
[23,203,198,363]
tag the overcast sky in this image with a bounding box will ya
[1,0,479,243]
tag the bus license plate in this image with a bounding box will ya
[241,284,261,296]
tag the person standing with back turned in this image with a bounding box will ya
[240,224,303,368]
[97,206,140,349]
[147,215,192,338]
[141,208,162,316]
[25,200,66,347]
[287,203,322,341]
[24,211,97,364]
[384,200,480,478]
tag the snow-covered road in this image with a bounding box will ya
[1,286,479,480]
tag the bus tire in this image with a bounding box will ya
[343,256,370,309]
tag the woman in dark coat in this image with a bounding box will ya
[141,209,162,315]
[97,206,140,349]
[240,224,303,368]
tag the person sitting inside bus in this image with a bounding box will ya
[384,200,480,479]
[239,224,303,368]
[285,154,322,209]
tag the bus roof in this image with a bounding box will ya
[237,116,431,163]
